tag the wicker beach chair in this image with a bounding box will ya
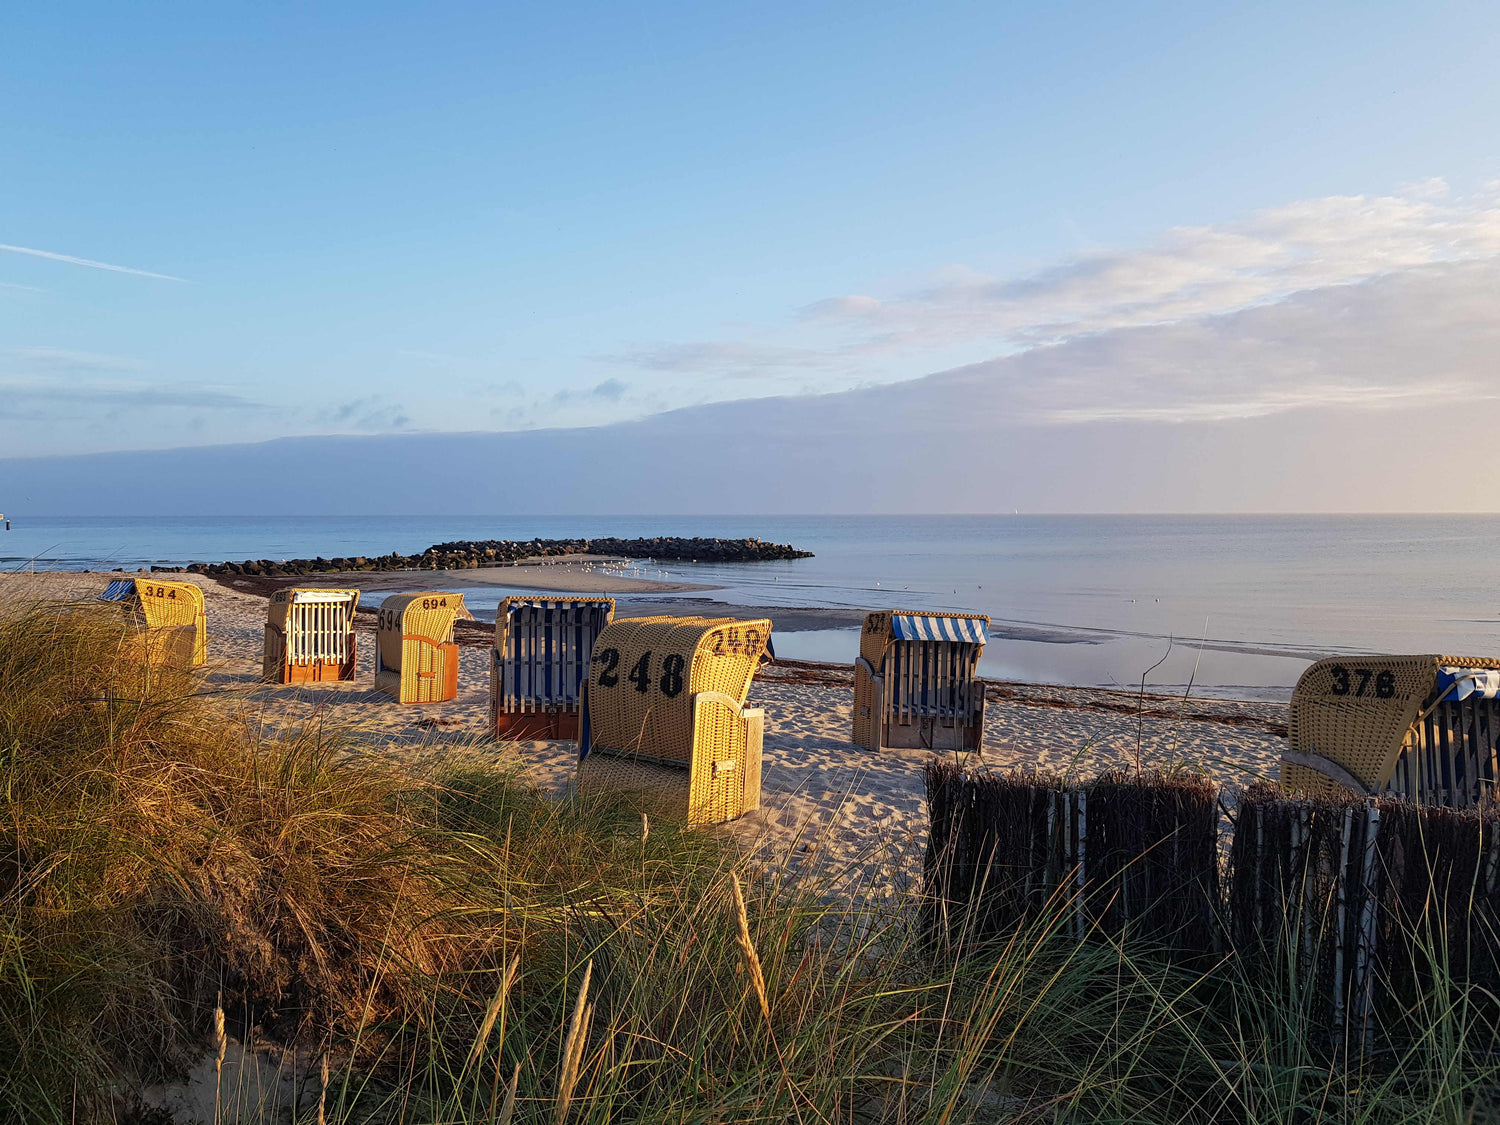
[489,596,615,740]
[853,610,989,752]
[97,577,207,667]
[1284,655,1500,806]
[373,592,471,704]
[263,588,360,684]
[578,616,771,826]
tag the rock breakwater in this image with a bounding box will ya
[172,536,813,577]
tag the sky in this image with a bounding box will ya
[3,1,1500,490]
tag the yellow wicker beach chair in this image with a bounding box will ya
[373,592,471,704]
[577,616,771,826]
[263,588,360,684]
[1284,654,1500,806]
[490,596,615,740]
[853,610,989,752]
[97,577,206,667]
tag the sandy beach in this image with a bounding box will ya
[2,570,1288,891]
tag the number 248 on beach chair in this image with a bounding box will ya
[97,577,207,668]
[853,610,989,752]
[577,616,771,827]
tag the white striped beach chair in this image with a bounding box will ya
[853,610,989,752]
[263,588,359,684]
[1285,655,1500,807]
[489,596,615,740]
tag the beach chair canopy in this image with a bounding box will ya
[1285,654,1500,805]
[889,613,989,644]
[376,592,470,671]
[582,615,770,762]
[493,596,615,712]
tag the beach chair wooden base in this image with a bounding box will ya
[880,714,984,753]
[578,706,763,828]
[492,709,580,741]
[277,657,357,684]
[375,642,459,704]
[263,631,357,684]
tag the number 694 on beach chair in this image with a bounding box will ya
[1283,654,1500,807]
[374,592,472,704]
[853,610,989,752]
[97,577,207,668]
[262,588,359,683]
[577,616,771,827]
[489,596,615,740]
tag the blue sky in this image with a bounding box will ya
[4,1,1500,458]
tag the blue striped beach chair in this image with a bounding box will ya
[853,610,989,752]
[489,596,615,740]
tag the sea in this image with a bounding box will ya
[6,513,1499,703]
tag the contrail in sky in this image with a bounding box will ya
[0,243,185,281]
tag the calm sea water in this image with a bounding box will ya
[7,514,1499,701]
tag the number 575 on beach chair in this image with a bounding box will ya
[97,577,207,668]
[853,610,989,752]
[374,592,472,704]
[489,596,615,740]
[1284,654,1500,807]
[577,616,771,827]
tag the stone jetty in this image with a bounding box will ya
[169,536,813,577]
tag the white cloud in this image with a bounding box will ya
[895,259,1500,425]
[603,340,829,377]
[829,185,1500,355]
[609,182,1500,426]
[0,243,186,282]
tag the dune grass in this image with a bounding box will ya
[1,596,1497,1123]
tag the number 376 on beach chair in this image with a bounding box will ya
[853,610,989,752]
[374,592,472,704]
[577,616,771,827]
[97,577,207,668]
[489,596,615,740]
[1283,654,1500,808]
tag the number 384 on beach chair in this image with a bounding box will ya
[1283,654,1500,808]
[853,610,989,752]
[374,592,472,704]
[577,616,771,827]
[262,588,359,683]
[97,577,207,668]
[489,596,615,740]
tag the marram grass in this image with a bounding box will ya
[0,596,1496,1123]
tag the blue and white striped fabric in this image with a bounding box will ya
[498,599,614,710]
[97,579,136,603]
[1437,666,1500,701]
[889,613,988,645]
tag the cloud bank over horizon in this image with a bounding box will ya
[5,181,1500,471]
[7,238,1500,515]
